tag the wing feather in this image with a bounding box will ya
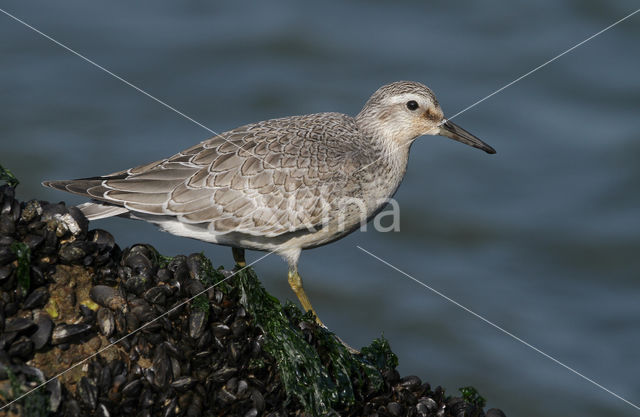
[43,113,365,236]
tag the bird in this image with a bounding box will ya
[43,80,495,327]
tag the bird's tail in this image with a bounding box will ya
[76,202,129,220]
[43,179,129,220]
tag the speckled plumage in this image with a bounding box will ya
[44,81,495,324]
[45,111,397,255]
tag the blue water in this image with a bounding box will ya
[1,1,639,415]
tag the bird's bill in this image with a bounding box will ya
[438,120,496,154]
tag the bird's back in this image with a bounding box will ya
[43,112,397,244]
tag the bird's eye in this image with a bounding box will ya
[406,100,419,111]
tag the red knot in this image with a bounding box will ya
[43,81,495,326]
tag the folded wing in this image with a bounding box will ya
[43,113,361,237]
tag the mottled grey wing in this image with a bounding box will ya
[44,113,361,237]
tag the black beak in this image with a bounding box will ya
[438,120,496,154]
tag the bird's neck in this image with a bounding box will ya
[355,115,411,171]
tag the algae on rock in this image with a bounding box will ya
[0,163,502,417]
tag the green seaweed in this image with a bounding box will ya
[459,385,487,408]
[0,163,19,187]
[360,336,398,370]
[195,252,231,292]
[0,367,50,417]
[158,253,174,269]
[236,267,392,415]
[10,241,31,294]
[192,294,210,316]
[247,357,267,371]
[237,267,337,414]
[21,386,48,417]
[283,302,362,408]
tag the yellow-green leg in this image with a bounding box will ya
[288,265,357,351]
[288,267,324,327]
[232,247,246,268]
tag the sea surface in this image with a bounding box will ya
[1,1,639,416]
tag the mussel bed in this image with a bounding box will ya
[0,183,506,417]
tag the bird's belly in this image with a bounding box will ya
[294,174,404,249]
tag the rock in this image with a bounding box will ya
[0,188,504,417]
[30,314,53,349]
[90,285,126,311]
[97,308,116,337]
[4,317,36,334]
[23,286,49,309]
[51,323,92,345]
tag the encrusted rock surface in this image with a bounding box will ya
[0,180,506,417]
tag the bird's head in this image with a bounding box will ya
[356,81,495,154]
